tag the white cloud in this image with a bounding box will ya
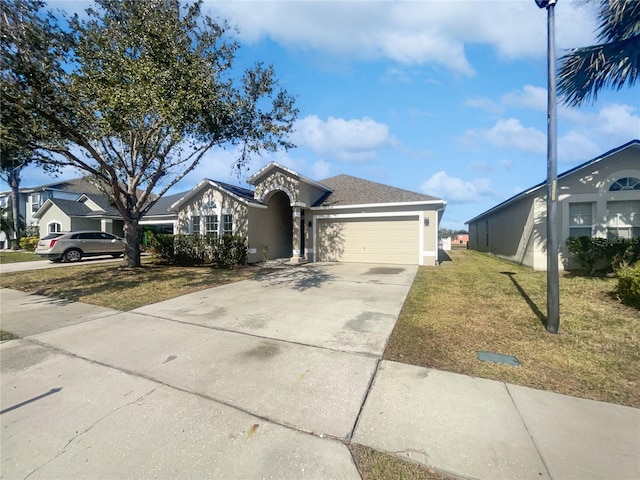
[420,171,497,204]
[205,1,597,76]
[594,104,640,139]
[291,115,392,162]
[501,85,547,112]
[558,131,601,163]
[461,119,546,154]
[311,160,331,180]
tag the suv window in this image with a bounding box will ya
[98,233,117,240]
[75,232,101,239]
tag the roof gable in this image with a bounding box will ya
[466,139,640,224]
[171,179,261,210]
[248,162,332,193]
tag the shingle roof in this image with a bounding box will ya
[43,197,117,217]
[147,192,185,216]
[315,174,442,207]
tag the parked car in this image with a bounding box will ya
[35,231,125,263]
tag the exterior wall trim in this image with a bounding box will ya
[311,200,445,211]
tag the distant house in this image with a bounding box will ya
[32,191,184,239]
[173,162,446,265]
[452,233,469,246]
[0,178,105,248]
[466,140,640,271]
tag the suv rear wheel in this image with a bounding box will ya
[63,248,82,263]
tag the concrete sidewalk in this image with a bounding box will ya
[1,281,639,480]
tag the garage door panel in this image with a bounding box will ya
[317,217,418,265]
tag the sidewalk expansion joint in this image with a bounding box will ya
[129,310,382,360]
[24,337,350,446]
[505,383,553,480]
[346,358,381,443]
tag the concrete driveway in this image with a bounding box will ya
[134,262,416,356]
[1,262,416,479]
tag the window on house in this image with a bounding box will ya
[204,215,218,236]
[31,193,42,213]
[48,222,62,233]
[609,177,640,191]
[191,216,200,235]
[607,201,640,239]
[568,203,593,237]
[222,214,233,235]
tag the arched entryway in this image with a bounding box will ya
[265,190,293,259]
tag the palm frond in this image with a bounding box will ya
[558,35,640,106]
[596,0,640,43]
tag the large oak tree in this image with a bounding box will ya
[1,0,297,266]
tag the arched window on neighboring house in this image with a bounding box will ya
[606,177,640,239]
[48,222,62,234]
[609,177,640,191]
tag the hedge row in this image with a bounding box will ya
[565,236,639,275]
[616,263,640,309]
[148,233,247,268]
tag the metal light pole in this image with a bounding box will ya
[535,0,559,333]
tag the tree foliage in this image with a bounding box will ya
[1,0,297,266]
[558,0,640,106]
[1,0,65,240]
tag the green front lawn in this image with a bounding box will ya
[0,250,43,264]
[0,260,267,311]
[385,249,640,408]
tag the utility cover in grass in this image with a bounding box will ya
[476,351,521,367]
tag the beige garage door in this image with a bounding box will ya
[316,216,419,264]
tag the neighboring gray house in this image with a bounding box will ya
[173,162,447,265]
[33,193,125,237]
[32,191,184,239]
[0,177,105,248]
[466,140,640,271]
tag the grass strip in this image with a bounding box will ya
[350,444,459,480]
[0,261,265,311]
[385,250,640,408]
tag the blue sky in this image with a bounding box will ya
[8,1,640,230]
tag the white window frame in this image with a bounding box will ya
[568,202,593,238]
[191,215,200,235]
[606,200,640,240]
[48,221,62,234]
[222,214,233,235]
[204,214,218,236]
[31,193,42,213]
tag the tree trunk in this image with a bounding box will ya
[123,218,142,267]
[9,168,21,249]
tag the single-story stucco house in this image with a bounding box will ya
[172,162,446,265]
[466,139,640,271]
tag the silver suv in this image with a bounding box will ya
[35,231,125,263]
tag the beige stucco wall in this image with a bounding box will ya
[36,205,72,237]
[468,195,545,270]
[175,183,278,263]
[468,145,640,271]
